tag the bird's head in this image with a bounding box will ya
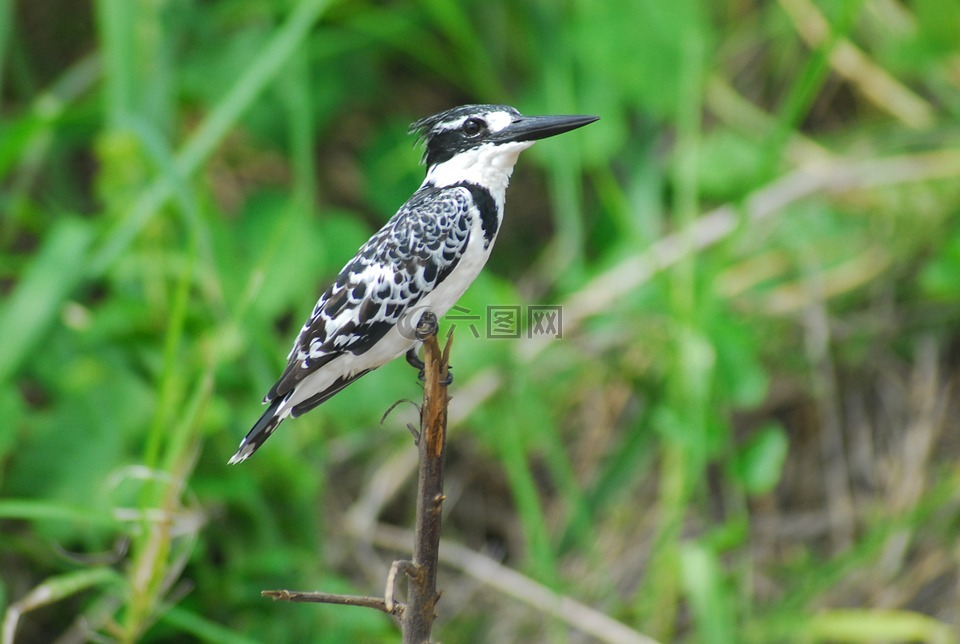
[411,104,598,191]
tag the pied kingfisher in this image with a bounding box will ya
[230,104,598,463]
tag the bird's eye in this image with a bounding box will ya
[462,118,485,137]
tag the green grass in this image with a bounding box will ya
[3,0,960,641]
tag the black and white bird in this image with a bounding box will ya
[229,104,598,463]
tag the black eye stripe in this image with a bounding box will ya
[419,110,516,166]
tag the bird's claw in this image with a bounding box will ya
[415,365,453,385]
[407,346,452,385]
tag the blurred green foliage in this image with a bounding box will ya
[2,0,960,642]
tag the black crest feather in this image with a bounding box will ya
[410,104,520,165]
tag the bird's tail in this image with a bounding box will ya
[228,396,288,464]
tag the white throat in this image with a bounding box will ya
[422,140,535,199]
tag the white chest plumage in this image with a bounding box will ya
[416,191,499,317]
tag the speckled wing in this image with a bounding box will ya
[265,184,474,407]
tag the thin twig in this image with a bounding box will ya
[344,368,500,542]
[261,590,400,617]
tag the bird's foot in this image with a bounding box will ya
[408,312,452,384]
[405,347,453,385]
[415,311,439,340]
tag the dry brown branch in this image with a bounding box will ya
[397,311,453,642]
[262,312,452,643]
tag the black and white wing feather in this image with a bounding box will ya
[229,185,474,463]
[271,184,473,405]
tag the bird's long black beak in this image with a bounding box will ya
[497,114,599,143]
